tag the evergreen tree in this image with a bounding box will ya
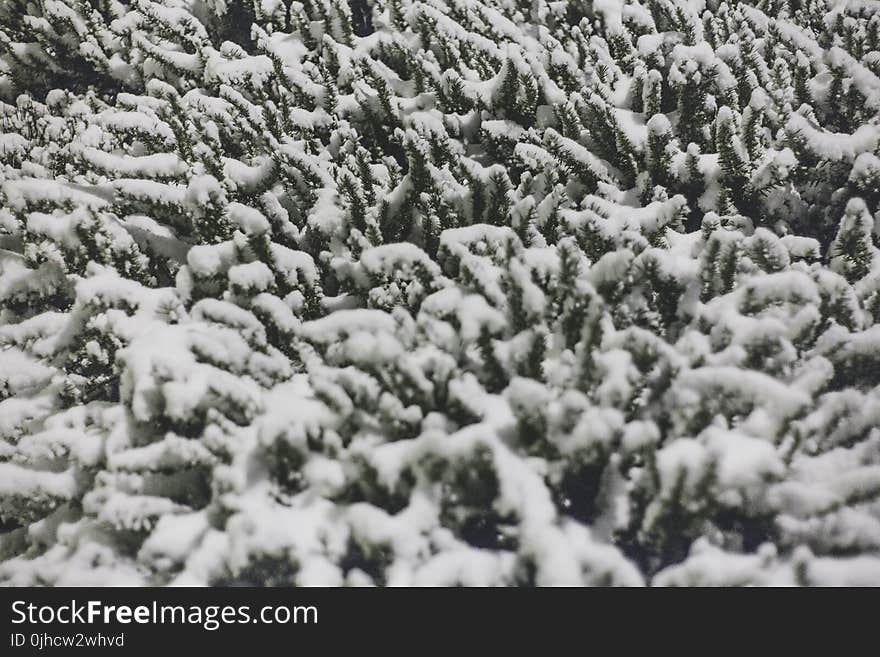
[1,0,880,587]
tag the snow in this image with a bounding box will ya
[2,178,112,212]
[786,114,880,161]
[0,463,78,508]
[1,0,880,588]
[186,241,237,278]
[826,47,880,111]
[139,512,210,570]
[227,202,271,235]
[109,435,216,472]
[98,110,176,145]
[299,309,398,344]
[653,540,787,586]
[703,426,784,491]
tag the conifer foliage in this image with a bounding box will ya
[1,0,880,586]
